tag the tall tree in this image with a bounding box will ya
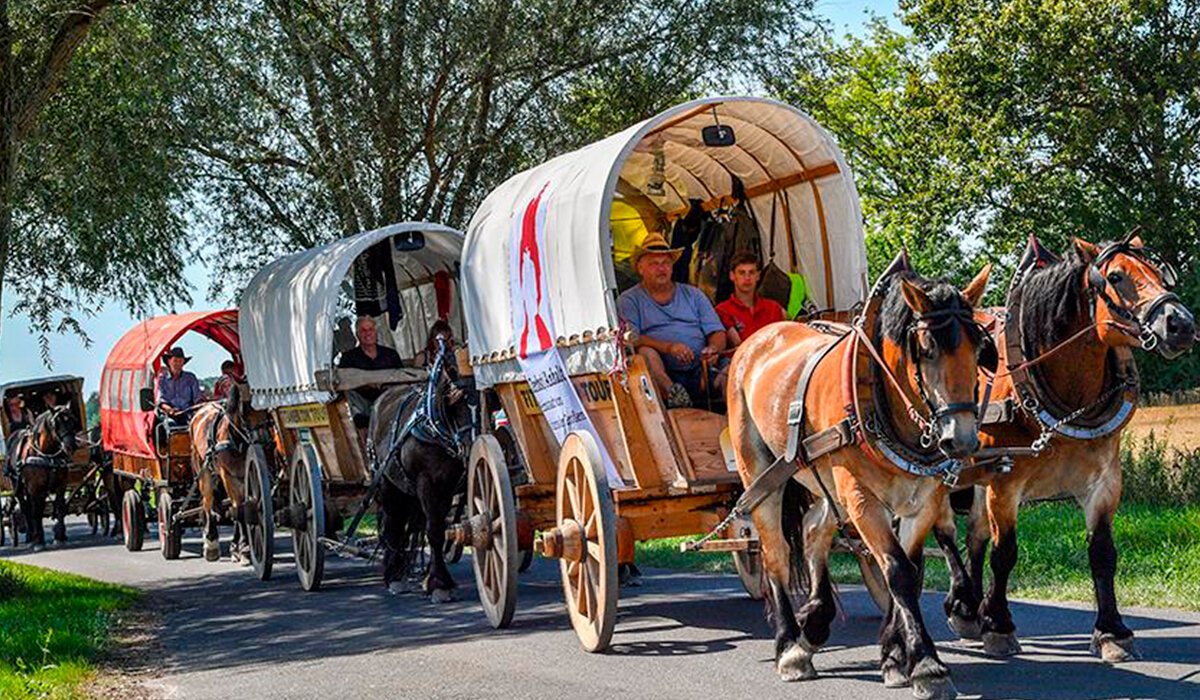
[181,0,812,295]
[1,1,193,357]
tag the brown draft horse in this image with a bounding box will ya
[728,261,992,700]
[189,384,250,562]
[931,235,1195,661]
[10,406,78,549]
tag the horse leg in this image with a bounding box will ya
[421,478,455,604]
[753,484,815,681]
[105,471,123,538]
[52,473,67,543]
[200,476,221,562]
[1081,462,1137,662]
[964,486,990,611]
[838,468,954,700]
[979,485,1021,657]
[380,478,422,594]
[793,492,838,656]
[30,472,48,550]
[932,495,982,640]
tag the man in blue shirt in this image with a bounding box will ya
[618,232,727,408]
[156,347,204,426]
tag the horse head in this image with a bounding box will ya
[880,264,993,459]
[34,405,78,458]
[1074,234,1195,359]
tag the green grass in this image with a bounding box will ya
[0,560,139,699]
[637,502,1200,611]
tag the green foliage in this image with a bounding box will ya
[1121,432,1200,506]
[639,502,1200,611]
[178,0,812,298]
[84,392,99,430]
[0,560,138,699]
[3,3,195,361]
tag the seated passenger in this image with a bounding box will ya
[715,251,785,348]
[5,395,32,433]
[338,316,403,431]
[212,360,244,401]
[618,232,727,409]
[414,319,455,369]
[156,347,204,427]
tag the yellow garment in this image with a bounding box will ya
[611,200,653,263]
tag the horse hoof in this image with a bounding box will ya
[947,613,983,641]
[982,631,1022,657]
[1090,631,1140,663]
[777,642,816,682]
[31,544,44,553]
[911,676,957,700]
[882,663,909,688]
[204,543,221,562]
[430,588,455,604]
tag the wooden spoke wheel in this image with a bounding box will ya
[122,489,144,552]
[556,431,618,653]
[856,546,890,614]
[157,490,182,560]
[245,446,275,581]
[468,435,518,629]
[290,446,325,592]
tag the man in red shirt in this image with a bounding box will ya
[715,251,785,347]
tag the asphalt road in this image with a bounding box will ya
[4,519,1199,700]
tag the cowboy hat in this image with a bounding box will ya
[631,231,684,267]
[163,347,192,363]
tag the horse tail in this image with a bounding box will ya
[780,475,812,599]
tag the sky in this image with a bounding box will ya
[0,0,901,396]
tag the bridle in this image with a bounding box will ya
[908,307,998,430]
[26,408,74,462]
[1086,238,1180,352]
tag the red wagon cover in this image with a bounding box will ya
[100,311,240,459]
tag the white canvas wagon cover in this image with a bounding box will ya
[240,222,464,410]
[462,95,868,388]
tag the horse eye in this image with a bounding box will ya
[1107,271,1123,284]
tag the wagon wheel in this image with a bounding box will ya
[290,446,325,591]
[468,434,518,629]
[245,446,275,581]
[495,425,532,572]
[157,490,182,560]
[855,546,890,614]
[122,489,144,552]
[556,431,618,653]
[728,517,764,601]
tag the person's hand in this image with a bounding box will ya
[669,342,694,364]
[700,345,720,361]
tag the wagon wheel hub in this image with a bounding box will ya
[535,519,586,563]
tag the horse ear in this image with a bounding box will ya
[900,278,934,314]
[1128,234,1145,248]
[961,264,991,307]
[1073,237,1100,262]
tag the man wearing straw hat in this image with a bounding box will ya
[618,231,728,408]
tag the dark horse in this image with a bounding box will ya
[11,406,78,549]
[370,338,473,602]
[189,384,251,562]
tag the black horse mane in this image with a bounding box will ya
[1011,245,1097,351]
[878,271,980,353]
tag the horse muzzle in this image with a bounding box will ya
[1143,297,1196,359]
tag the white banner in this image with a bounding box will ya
[510,183,624,487]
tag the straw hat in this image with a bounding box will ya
[631,231,684,267]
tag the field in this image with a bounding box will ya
[0,560,139,700]
[1127,403,1200,449]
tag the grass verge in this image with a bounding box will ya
[637,501,1200,611]
[0,560,139,699]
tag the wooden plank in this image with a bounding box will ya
[622,356,689,488]
[642,102,722,138]
[327,399,368,484]
[315,367,428,392]
[496,384,557,486]
[666,162,841,221]
[668,409,739,485]
[609,372,663,490]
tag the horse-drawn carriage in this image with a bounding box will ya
[100,311,242,557]
[237,222,467,590]
[454,95,885,651]
[1,375,111,547]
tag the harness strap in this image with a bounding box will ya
[785,333,850,463]
[851,324,929,431]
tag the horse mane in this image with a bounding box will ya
[223,383,242,422]
[878,271,979,352]
[1011,244,1097,351]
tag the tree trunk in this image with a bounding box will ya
[0,0,13,317]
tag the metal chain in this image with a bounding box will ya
[1029,379,1128,455]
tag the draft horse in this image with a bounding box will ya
[932,234,1195,661]
[10,406,78,549]
[728,257,993,700]
[370,337,473,603]
[189,384,251,562]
